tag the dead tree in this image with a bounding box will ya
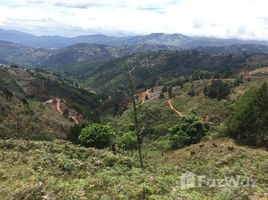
[127,65,144,169]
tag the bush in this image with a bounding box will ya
[227,82,268,147]
[79,123,115,149]
[38,131,55,141]
[169,114,209,149]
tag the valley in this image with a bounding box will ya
[0,29,268,200]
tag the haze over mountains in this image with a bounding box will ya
[1,28,268,48]
[1,28,268,71]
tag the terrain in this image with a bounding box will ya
[0,28,268,200]
[0,65,99,140]
[0,138,267,199]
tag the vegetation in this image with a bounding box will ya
[1,51,268,199]
[79,123,115,149]
[227,82,268,147]
[117,131,137,154]
[0,139,267,199]
[203,80,231,100]
[169,114,209,149]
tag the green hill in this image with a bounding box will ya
[73,50,268,91]
[0,65,99,140]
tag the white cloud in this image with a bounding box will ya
[0,0,268,39]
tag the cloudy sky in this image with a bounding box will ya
[0,0,268,39]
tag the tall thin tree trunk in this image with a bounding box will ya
[127,66,144,169]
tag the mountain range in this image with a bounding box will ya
[1,28,268,48]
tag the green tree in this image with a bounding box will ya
[159,92,165,99]
[227,82,268,147]
[162,86,168,93]
[169,114,209,149]
[79,123,115,149]
[168,86,173,99]
[188,85,196,97]
[145,94,149,101]
[117,131,137,155]
[151,136,170,156]
[68,123,87,144]
[203,80,230,100]
[63,108,69,118]
[233,75,244,87]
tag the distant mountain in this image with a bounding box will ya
[1,28,268,48]
[195,44,268,55]
[0,40,178,68]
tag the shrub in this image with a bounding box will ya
[38,131,55,141]
[169,114,209,149]
[79,123,115,149]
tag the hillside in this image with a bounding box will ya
[0,65,99,139]
[79,50,268,91]
[114,68,268,142]
[0,138,266,199]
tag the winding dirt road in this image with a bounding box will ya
[70,116,79,124]
[56,98,63,115]
[167,99,183,117]
[56,98,80,124]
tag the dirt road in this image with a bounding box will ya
[167,99,183,117]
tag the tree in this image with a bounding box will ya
[233,75,244,87]
[188,85,196,97]
[203,80,230,100]
[63,108,69,118]
[79,123,115,149]
[68,123,87,144]
[127,65,144,168]
[159,92,165,99]
[145,94,149,101]
[169,114,209,149]
[227,82,268,147]
[151,136,170,156]
[117,131,137,155]
[114,103,120,115]
[2,88,13,98]
[168,86,173,99]
[162,86,168,93]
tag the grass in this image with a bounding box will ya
[0,138,267,200]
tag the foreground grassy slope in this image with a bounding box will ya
[0,139,267,200]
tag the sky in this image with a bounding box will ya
[0,0,268,39]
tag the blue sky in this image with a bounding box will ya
[0,0,268,39]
